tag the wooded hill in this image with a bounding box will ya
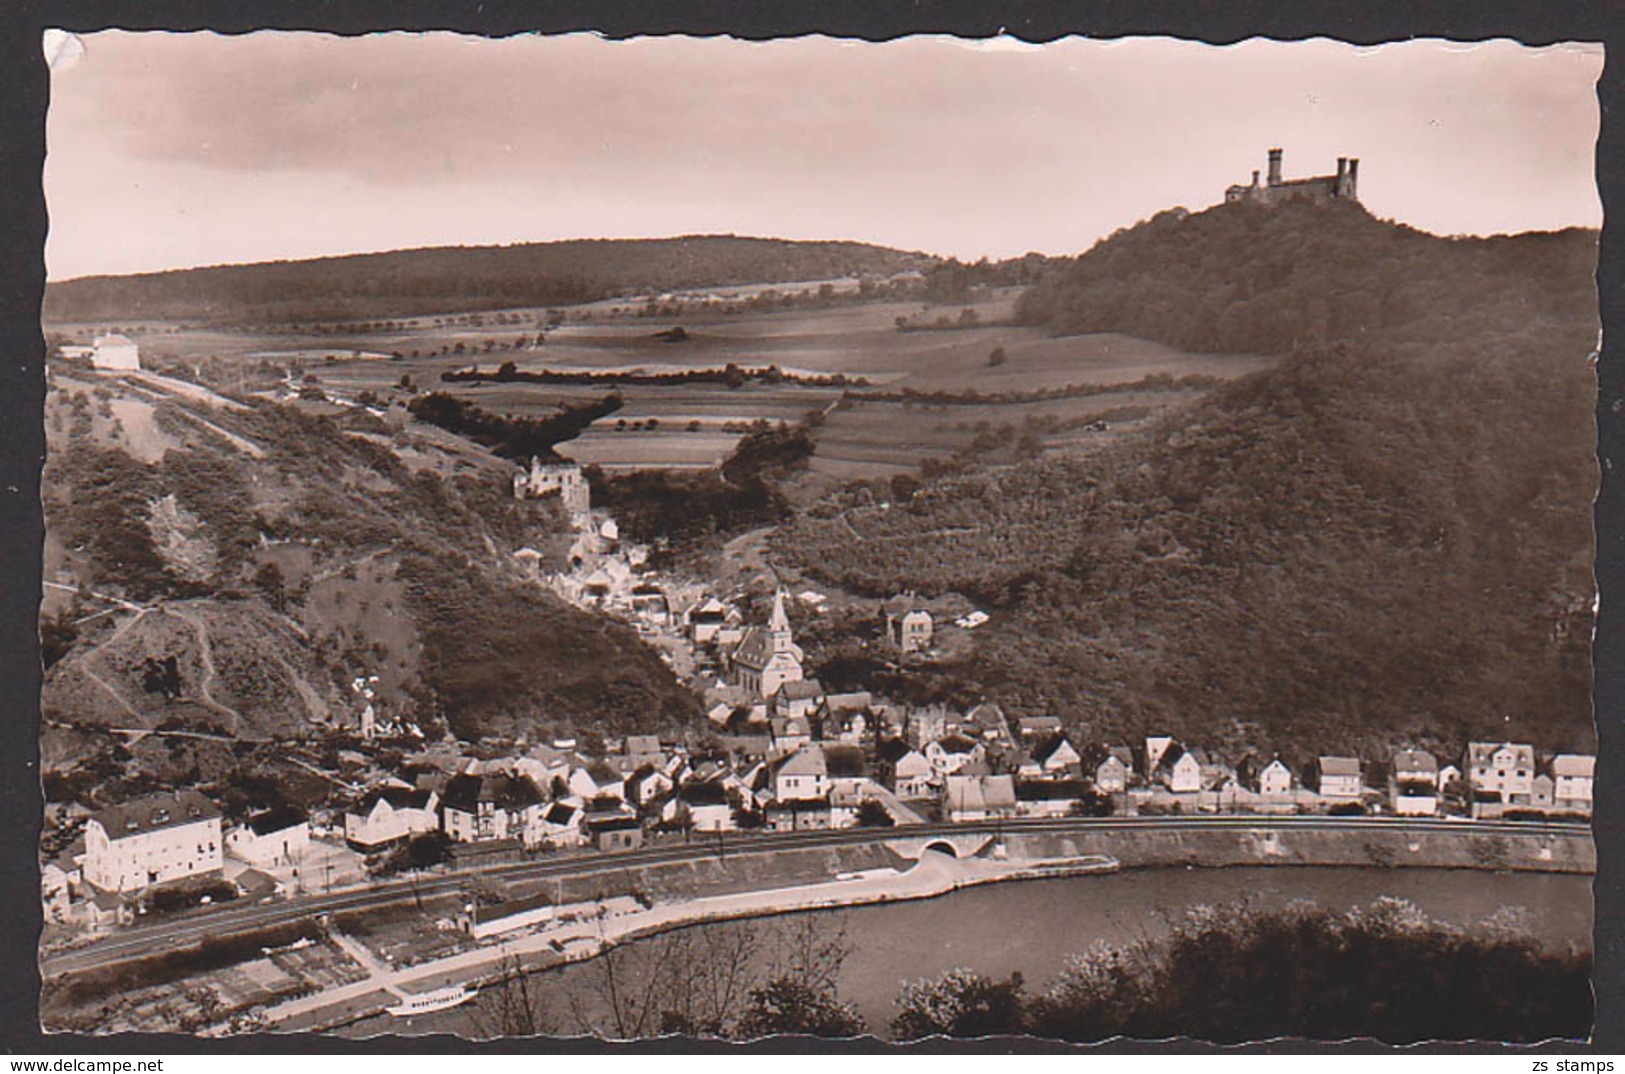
[43,235,935,325]
[778,200,1598,756]
[40,374,698,750]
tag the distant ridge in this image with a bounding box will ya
[43,234,938,325]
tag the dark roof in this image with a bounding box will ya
[678,781,730,806]
[544,802,579,825]
[1032,732,1074,766]
[354,785,435,814]
[824,744,868,779]
[92,790,220,839]
[588,815,641,833]
[1015,780,1091,801]
[584,795,629,815]
[245,804,308,836]
[587,760,625,786]
[877,737,913,764]
[1156,742,1190,773]
[732,626,773,669]
[935,733,978,755]
[442,773,542,813]
[777,679,824,701]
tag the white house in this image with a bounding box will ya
[568,762,627,802]
[773,744,830,802]
[84,790,223,894]
[885,596,934,654]
[345,786,440,851]
[1092,748,1133,794]
[1437,763,1463,794]
[1014,779,1091,818]
[668,781,737,832]
[880,738,934,799]
[1031,733,1083,778]
[442,773,546,847]
[537,801,586,848]
[90,333,140,372]
[1466,742,1536,803]
[225,805,310,867]
[925,733,986,780]
[1155,743,1203,794]
[1391,749,1440,816]
[1316,756,1364,799]
[1552,754,1595,813]
[1258,758,1294,798]
[1143,735,1176,779]
[944,774,1016,823]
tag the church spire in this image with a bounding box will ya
[768,588,791,636]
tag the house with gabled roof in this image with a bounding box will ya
[1315,756,1364,799]
[878,737,934,799]
[1466,741,1536,804]
[770,714,814,756]
[623,735,665,769]
[568,761,627,802]
[667,780,738,832]
[1030,732,1083,778]
[925,733,985,780]
[775,679,825,721]
[1014,779,1092,818]
[442,773,547,847]
[345,785,441,852]
[1155,742,1203,794]
[944,774,1016,822]
[1086,745,1133,794]
[84,790,223,894]
[226,804,310,867]
[1551,754,1595,814]
[1238,755,1293,798]
[773,744,830,802]
[538,801,585,848]
[625,764,675,810]
[1391,750,1439,816]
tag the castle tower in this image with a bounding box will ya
[1266,147,1283,187]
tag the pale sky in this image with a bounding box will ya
[43,31,1603,281]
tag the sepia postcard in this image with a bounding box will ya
[35,30,1601,1045]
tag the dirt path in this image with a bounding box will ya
[77,660,146,724]
[161,605,243,733]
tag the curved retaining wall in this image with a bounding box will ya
[1001,824,1595,875]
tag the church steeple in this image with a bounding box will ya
[768,588,792,645]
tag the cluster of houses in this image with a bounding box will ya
[43,703,1597,930]
[41,588,1596,932]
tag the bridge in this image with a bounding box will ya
[884,831,997,860]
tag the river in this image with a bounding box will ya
[335,865,1591,1040]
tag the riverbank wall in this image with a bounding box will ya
[1000,823,1595,875]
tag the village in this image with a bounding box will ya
[37,426,1597,943]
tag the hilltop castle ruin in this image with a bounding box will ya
[1225,148,1359,206]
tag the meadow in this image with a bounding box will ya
[52,288,1268,476]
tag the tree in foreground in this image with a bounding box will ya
[1023,898,1592,1044]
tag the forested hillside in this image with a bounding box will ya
[43,235,934,325]
[778,201,1598,755]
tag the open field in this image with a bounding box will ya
[52,290,1269,473]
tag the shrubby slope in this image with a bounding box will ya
[778,201,1597,754]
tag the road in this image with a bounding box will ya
[41,814,1588,980]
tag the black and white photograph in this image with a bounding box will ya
[32,29,1602,1045]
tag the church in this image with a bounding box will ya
[730,589,804,700]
